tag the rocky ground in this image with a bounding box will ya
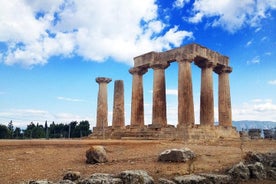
[0,138,275,184]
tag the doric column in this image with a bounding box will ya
[177,59,195,127]
[129,67,148,127]
[96,77,112,128]
[151,63,169,127]
[214,65,232,127]
[196,60,215,126]
[112,80,125,128]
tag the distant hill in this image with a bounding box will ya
[232,120,276,131]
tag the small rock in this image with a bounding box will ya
[86,146,108,164]
[120,170,154,184]
[158,148,196,162]
[199,173,232,184]
[57,180,76,184]
[228,162,250,181]
[29,180,53,184]
[158,178,176,184]
[63,171,81,181]
[248,162,266,179]
[267,169,276,180]
[79,173,122,184]
[173,174,207,184]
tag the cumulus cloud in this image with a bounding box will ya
[173,0,190,8]
[0,0,193,67]
[233,99,276,121]
[188,0,276,33]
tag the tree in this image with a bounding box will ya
[45,121,49,139]
[14,127,22,139]
[0,124,10,139]
[8,120,14,138]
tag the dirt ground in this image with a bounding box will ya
[0,138,275,184]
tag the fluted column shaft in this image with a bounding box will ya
[129,67,148,127]
[151,63,169,127]
[112,80,125,128]
[96,77,112,128]
[216,66,232,126]
[197,61,214,126]
[178,59,195,127]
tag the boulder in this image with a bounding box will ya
[199,173,232,184]
[248,162,266,179]
[158,148,196,162]
[173,174,208,184]
[86,146,108,164]
[63,171,81,181]
[78,173,122,184]
[120,170,154,184]
[228,162,250,181]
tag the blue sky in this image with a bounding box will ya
[0,0,276,129]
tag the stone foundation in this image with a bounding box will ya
[90,125,239,140]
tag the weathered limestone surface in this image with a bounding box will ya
[177,59,194,127]
[195,59,214,126]
[129,67,148,127]
[96,77,112,128]
[112,80,125,128]
[214,65,232,126]
[151,63,169,128]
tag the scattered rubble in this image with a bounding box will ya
[27,151,276,184]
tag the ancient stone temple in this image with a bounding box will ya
[91,43,239,140]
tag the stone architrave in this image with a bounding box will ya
[112,80,125,128]
[129,67,148,127]
[195,60,214,126]
[177,59,195,127]
[96,77,112,128]
[151,63,169,128]
[214,65,232,127]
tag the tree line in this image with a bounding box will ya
[0,120,91,139]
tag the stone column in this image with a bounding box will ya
[215,66,232,127]
[96,77,112,128]
[112,80,125,128]
[129,67,148,127]
[151,63,169,128]
[196,60,214,126]
[177,59,195,127]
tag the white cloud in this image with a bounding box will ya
[57,96,85,102]
[245,40,253,47]
[0,108,92,129]
[246,56,260,64]
[233,99,276,121]
[0,0,193,67]
[268,80,276,85]
[166,89,178,96]
[189,0,276,33]
[265,52,272,56]
[173,0,190,8]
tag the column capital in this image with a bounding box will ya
[96,77,112,84]
[129,67,148,75]
[195,59,215,69]
[214,65,232,74]
[150,63,170,70]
